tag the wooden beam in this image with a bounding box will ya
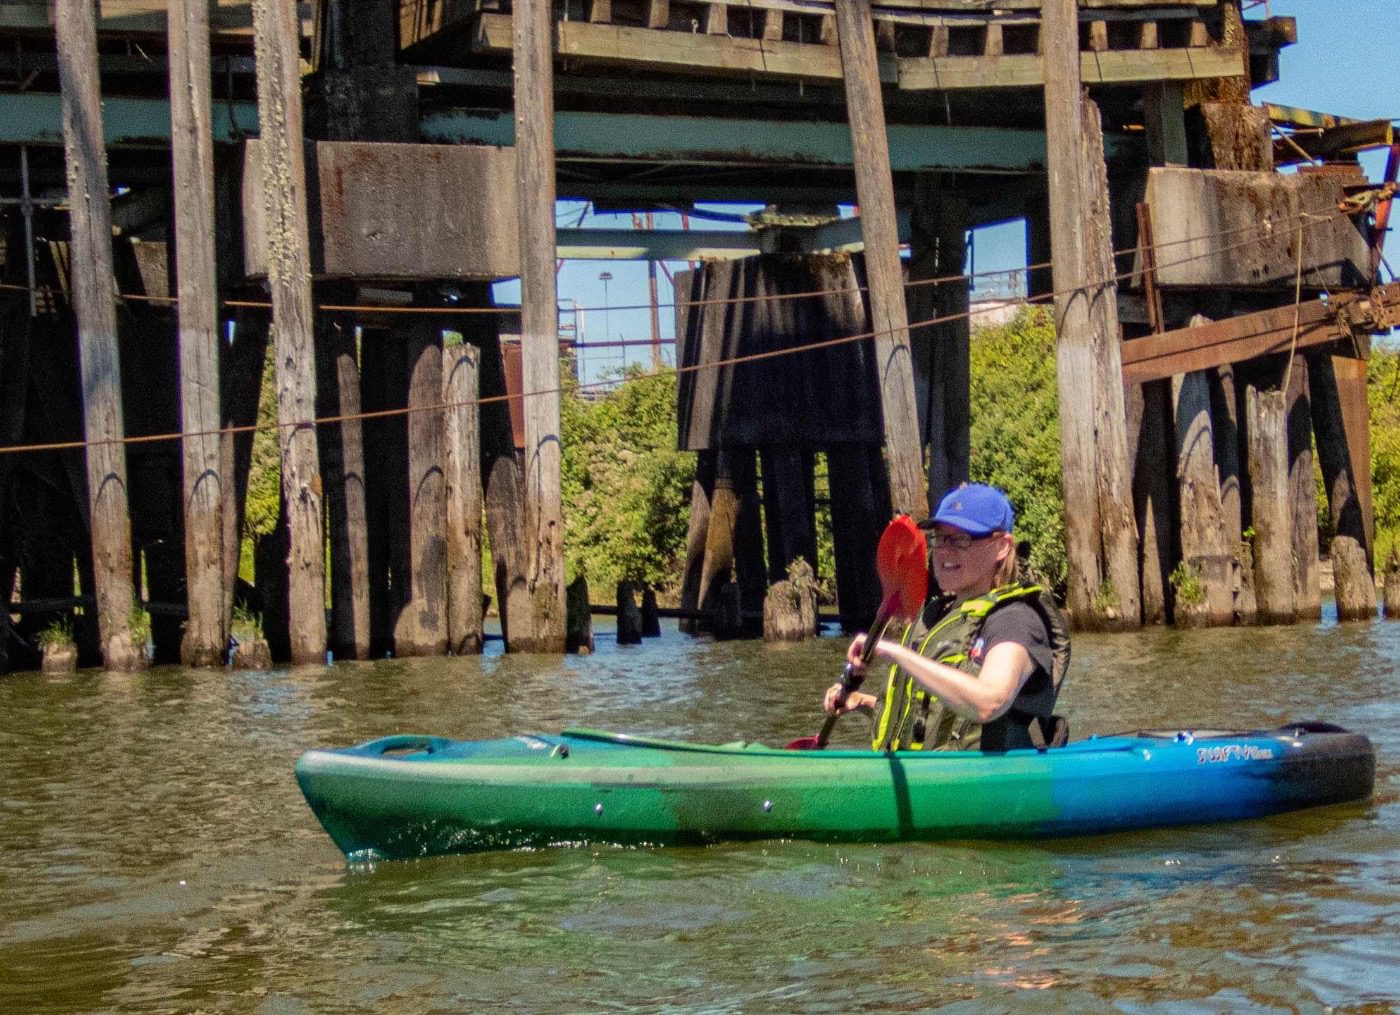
[542,15,882,81]
[513,0,567,652]
[898,46,1243,89]
[55,0,143,671]
[251,0,328,664]
[473,11,1243,88]
[1143,81,1187,166]
[168,0,228,666]
[834,0,926,518]
[1121,284,1397,384]
[241,141,521,280]
[1275,119,1395,165]
[1143,167,1368,290]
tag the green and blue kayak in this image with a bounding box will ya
[295,722,1375,861]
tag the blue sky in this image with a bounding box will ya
[505,3,1397,380]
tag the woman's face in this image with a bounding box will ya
[930,523,1012,597]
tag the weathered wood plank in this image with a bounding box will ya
[544,15,881,80]
[1044,0,1138,630]
[169,0,228,666]
[55,0,144,671]
[513,0,566,653]
[898,46,1243,89]
[251,0,327,664]
[834,0,926,519]
[1120,284,1400,383]
[242,141,520,280]
[480,11,1246,87]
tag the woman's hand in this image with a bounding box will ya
[823,683,878,715]
[846,633,873,670]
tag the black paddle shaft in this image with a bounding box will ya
[814,611,894,748]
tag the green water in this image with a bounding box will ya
[2,613,1397,1013]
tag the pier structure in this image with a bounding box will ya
[0,0,1393,672]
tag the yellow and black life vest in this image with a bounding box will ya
[871,582,1070,752]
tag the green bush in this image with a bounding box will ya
[37,616,75,650]
[967,307,1067,591]
[1370,342,1400,567]
[560,365,694,595]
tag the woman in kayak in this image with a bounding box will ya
[823,483,1070,752]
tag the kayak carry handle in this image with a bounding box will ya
[350,734,452,757]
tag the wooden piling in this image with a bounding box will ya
[1383,549,1400,620]
[1126,381,1173,625]
[359,329,399,654]
[908,179,970,499]
[394,314,448,656]
[251,0,327,664]
[759,448,817,582]
[640,587,661,637]
[55,0,143,670]
[678,451,715,634]
[315,292,371,660]
[1244,385,1295,624]
[168,0,228,666]
[1171,368,1234,626]
[443,339,484,655]
[1285,355,1322,619]
[1210,365,1254,624]
[1042,0,1140,629]
[764,559,818,643]
[1309,353,1376,620]
[827,443,888,630]
[221,310,270,620]
[616,582,643,645]
[832,0,926,519]
[476,321,532,648]
[254,495,291,661]
[513,0,567,652]
[565,576,593,653]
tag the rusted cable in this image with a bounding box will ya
[0,219,1321,459]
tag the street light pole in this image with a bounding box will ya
[598,269,613,377]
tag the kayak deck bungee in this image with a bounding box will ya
[294,722,1375,861]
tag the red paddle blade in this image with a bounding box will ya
[875,514,928,618]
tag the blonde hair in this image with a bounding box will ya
[991,532,1018,587]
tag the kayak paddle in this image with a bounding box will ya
[786,514,929,750]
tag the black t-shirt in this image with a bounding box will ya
[977,601,1056,750]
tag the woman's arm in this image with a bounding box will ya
[843,634,1035,723]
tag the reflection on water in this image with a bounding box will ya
[1,613,1397,1013]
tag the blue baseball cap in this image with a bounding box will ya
[919,483,1015,535]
